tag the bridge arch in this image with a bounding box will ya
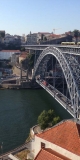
[33,46,80,119]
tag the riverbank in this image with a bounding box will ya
[0,124,41,160]
[0,80,41,89]
[0,141,31,160]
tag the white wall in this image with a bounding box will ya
[33,136,80,160]
[0,52,14,60]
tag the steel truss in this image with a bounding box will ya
[33,46,80,119]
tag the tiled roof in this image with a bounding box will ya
[0,50,20,52]
[38,32,50,34]
[36,120,80,156]
[49,34,60,38]
[19,54,27,58]
[34,148,71,160]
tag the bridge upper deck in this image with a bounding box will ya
[22,44,80,55]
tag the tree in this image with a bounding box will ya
[37,110,48,129]
[0,31,5,38]
[44,36,47,41]
[37,109,60,130]
[73,29,79,44]
[47,109,55,122]
[52,116,60,126]
[41,34,44,41]
[20,47,25,51]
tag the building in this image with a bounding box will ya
[0,50,20,60]
[27,32,38,45]
[34,148,71,160]
[19,52,28,63]
[27,32,51,45]
[4,34,14,44]
[40,35,73,44]
[28,119,80,160]
[4,34,21,46]
[11,52,21,65]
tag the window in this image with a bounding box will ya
[41,142,45,148]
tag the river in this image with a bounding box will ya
[0,89,72,154]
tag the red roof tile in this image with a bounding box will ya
[0,50,20,52]
[36,120,80,156]
[19,54,27,58]
[34,148,71,160]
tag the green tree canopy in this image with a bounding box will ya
[43,36,47,41]
[41,34,44,41]
[37,109,60,130]
[73,29,79,43]
[0,31,5,38]
[20,47,25,51]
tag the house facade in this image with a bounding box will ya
[0,50,20,60]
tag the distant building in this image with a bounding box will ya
[0,50,20,60]
[4,34,15,45]
[11,52,21,65]
[28,119,80,160]
[19,52,28,63]
[27,32,38,45]
[46,33,61,40]
[40,35,72,44]
[4,34,21,45]
[27,32,51,45]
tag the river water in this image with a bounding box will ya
[0,89,72,154]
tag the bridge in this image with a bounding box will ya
[23,44,80,119]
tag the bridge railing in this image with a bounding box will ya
[36,79,74,117]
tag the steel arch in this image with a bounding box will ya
[33,46,80,119]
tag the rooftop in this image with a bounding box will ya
[34,148,71,160]
[0,50,20,52]
[36,119,80,156]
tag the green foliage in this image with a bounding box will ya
[20,47,25,51]
[7,64,12,69]
[47,109,55,121]
[21,53,35,70]
[0,31,5,38]
[41,34,44,41]
[37,110,48,130]
[73,29,79,38]
[44,36,47,41]
[28,54,35,68]
[73,29,79,44]
[37,109,60,130]
[52,116,60,125]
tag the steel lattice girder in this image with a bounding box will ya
[33,46,80,119]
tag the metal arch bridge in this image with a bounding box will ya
[23,44,80,54]
[32,45,80,120]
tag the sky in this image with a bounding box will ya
[0,0,80,36]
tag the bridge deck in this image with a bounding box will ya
[36,79,75,118]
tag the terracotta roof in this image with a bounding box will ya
[19,54,27,58]
[38,32,50,34]
[34,148,71,160]
[49,34,61,38]
[0,50,20,52]
[36,120,80,156]
[21,52,28,54]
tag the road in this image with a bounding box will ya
[0,141,30,160]
[0,75,20,84]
